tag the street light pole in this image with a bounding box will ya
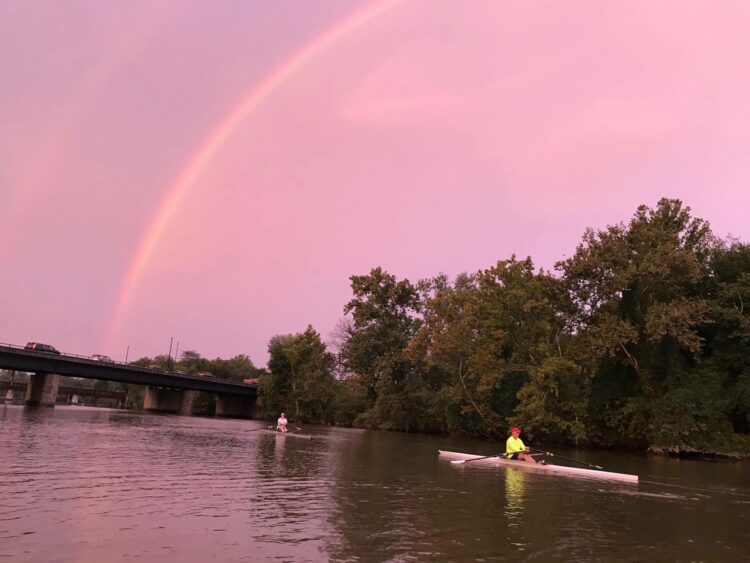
[168,337,173,370]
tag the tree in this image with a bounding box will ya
[558,199,716,448]
[409,259,579,439]
[260,326,336,423]
[339,268,424,429]
[203,355,257,381]
[703,242,750,436]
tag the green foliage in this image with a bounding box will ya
[330,378,370,427]
[123,351,258,413]
[339,268,422,429]
[514,357,589,443]
[319,199,750,456]
[191,392,216,416]
[554,199,723,450]
[116,198,750,457]
[405,258,579,439]
[203,355,257,382]
[259,326,336,423]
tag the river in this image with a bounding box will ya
[1,405,748,561]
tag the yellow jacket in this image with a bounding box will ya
[506,436,526,458]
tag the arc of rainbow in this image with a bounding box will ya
[105,0,402,352]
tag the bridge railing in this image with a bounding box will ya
[0,342,256,386]
[0,341,108,363]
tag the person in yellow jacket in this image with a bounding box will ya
[506,427,539,463]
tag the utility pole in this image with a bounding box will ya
[125,345,130,364]
[175,342,180,365]
[167,337,173,371]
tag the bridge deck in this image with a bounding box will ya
[0,345,257,396]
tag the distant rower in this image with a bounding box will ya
[277,413,289,433]
[506,427,538,463]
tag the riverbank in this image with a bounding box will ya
[647,433,750,460]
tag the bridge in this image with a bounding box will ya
[0,381,128,405]
[0,344,257,417]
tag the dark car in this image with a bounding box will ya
[24,342,61,354]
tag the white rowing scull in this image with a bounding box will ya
[261,429,313,440]
[438,450,638,483]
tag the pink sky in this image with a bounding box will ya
[2,1,750,366]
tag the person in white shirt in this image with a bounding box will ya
[277,412,289,433]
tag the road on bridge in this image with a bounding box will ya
[0,344,257,397]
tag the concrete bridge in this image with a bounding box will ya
[0,344,257,418]
[0,380,128,406]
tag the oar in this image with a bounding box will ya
[247,426,276,432]
[451,454,499,464]
[450,452,545,465]
[530,448,603,470]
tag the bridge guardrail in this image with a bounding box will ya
[0,342,256,387]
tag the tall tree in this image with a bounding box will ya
[704,242,750,436]
[410,259,579,439]
[261,326,336,422]
[558,199,716,448]
[339,268,423,429]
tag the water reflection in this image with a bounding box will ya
[273,432,286,460]
[1,406,749,561]
[504,467,525,525]
[503,467,529,554]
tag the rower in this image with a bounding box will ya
[276,412,289,433]
[506,427,538,463]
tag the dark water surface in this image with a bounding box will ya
[1,406,748,562]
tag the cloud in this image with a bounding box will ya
[339,55,459,127]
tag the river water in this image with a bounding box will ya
[1,406,748,562]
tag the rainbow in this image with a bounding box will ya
[104,0,402,352]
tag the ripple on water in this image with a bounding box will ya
[1,406,749,562]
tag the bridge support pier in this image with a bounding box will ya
[25,373,60,407]
[143,387,193,415]
[215,394,257,419]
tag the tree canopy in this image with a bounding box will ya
[126,199,750,457]
[277,199,749,456]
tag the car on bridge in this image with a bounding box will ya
[196,371,216,379]
[91,354,114,363]
[24,342,61,354]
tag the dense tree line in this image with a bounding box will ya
[128,352,261,415]
[260,199,750,456]
[13,199,744,455]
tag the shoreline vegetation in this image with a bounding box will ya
[5,199,748,460]
[263,199,750,460]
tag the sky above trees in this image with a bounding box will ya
[3,1,750,365]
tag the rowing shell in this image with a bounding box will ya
[438,450,638,483]
[260,429,313,440]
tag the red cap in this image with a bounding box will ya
[511,427,521,433]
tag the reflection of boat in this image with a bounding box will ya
[438,450,638,483]
[260,429,313,440]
